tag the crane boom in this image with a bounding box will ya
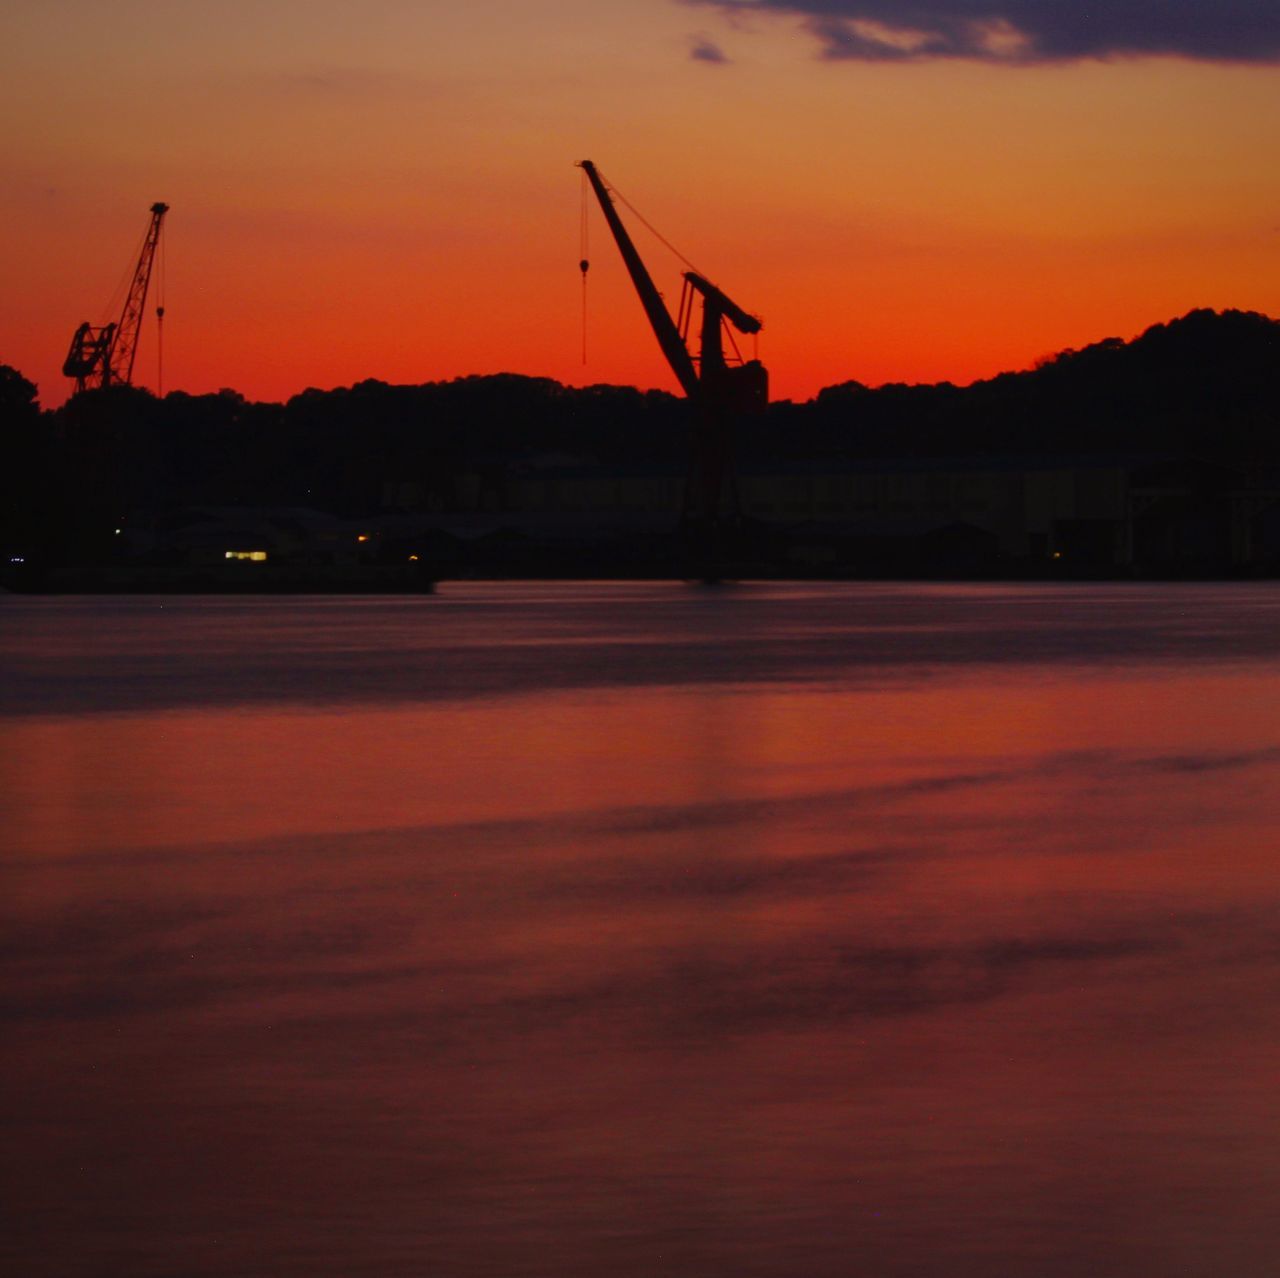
[578,162,765,408]
[578,162,699,398]
[110,202,168,387]
[62,201,168,393]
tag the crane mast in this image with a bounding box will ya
[63,201,168,394]
[577,161,766,567]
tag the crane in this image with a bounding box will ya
[577,162,766,555]
[63,202,169,394]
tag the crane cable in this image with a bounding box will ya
[579,169,590,364]
[156,219,167,396]
[597,168,711,285]
[101,221,147,326]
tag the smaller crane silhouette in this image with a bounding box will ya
[63,202,168,394]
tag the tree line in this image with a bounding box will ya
[3,307,1278,559]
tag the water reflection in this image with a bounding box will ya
[2,584,1279,1276]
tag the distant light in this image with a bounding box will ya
[356,533,370,543]
[1051,551,1062,559]
[408,554,419,562]
[114,528,122,535]
[8,555,24,564]
[225,550,268,562]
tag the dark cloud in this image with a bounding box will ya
[692,2,1280,63]
[690,34,731,62]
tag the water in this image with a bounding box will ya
[3,582,1279,1277]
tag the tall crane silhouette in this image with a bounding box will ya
[63,202,168,394]
[578,162,766,569]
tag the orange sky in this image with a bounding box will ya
[2,1,1279,406]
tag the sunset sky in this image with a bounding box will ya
[3,1,1279,406]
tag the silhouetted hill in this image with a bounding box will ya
[752,309,1280,468]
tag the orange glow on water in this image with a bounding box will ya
[5,586,1280,1274]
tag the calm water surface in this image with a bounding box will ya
[2,583,1279,1276]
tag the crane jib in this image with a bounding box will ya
[576,161,765,414]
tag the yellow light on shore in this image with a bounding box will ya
[225,550,268,562]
